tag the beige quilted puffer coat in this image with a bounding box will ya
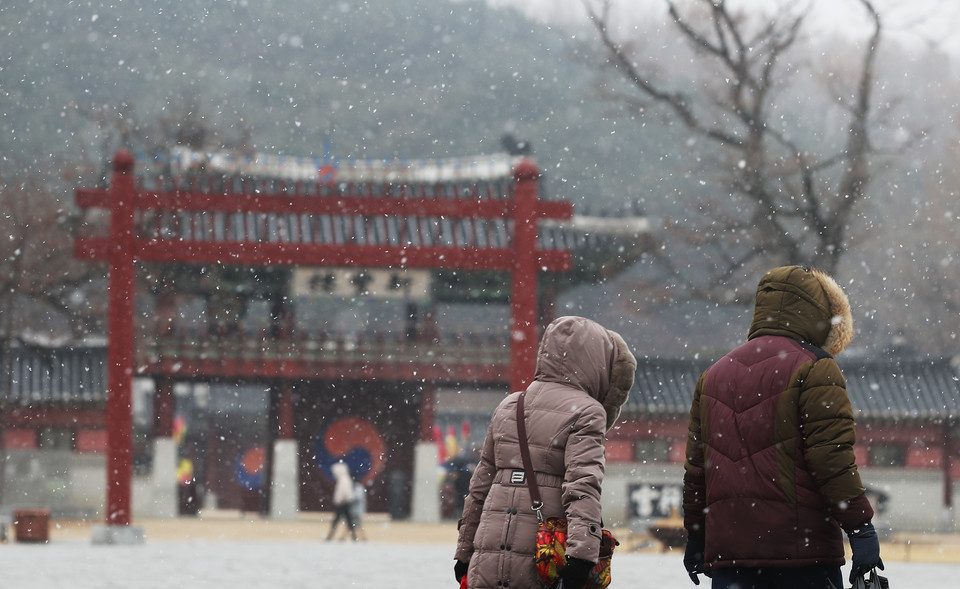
[454,316,636,589]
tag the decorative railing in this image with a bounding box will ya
[137,330,511,382]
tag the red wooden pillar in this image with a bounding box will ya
[265,382,295,516]
[509,160,540,394]
[274,382,295,440]
[152,378,175,438]
[944,420,955,512]
[419,385,436,442]
[105,150,137,526]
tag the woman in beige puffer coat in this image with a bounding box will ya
[454,316,636,589]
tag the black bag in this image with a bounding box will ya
[850,569,889,589]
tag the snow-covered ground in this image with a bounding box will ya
[2,539,953,588]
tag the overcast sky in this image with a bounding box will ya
[489,0,960,54]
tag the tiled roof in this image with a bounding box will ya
[626,357,713,416]
[125,149,644,255]
[3,343,106,405]
[843,359,960,421]
[625,356,960,422]
[8,342,957,423]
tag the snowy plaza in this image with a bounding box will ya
[3,515,958,588]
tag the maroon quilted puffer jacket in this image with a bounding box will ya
[683,266,874,571]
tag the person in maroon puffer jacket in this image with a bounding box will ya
[682,266,883,589]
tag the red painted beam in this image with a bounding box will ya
[140,356,509,383]
[76,188,572,220]
[4,407,106,428]
[536,200,573,220]
[75,238,571,271]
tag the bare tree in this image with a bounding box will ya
[0,173,106,348]
[0,136,117,504]
[63,97,256,186]
[879,101,960,353]
[583,0,883,299]
[0,99,237,356]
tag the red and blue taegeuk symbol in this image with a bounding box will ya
[314,417,386,484]
[235,445,266,490]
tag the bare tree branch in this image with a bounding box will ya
[583,0,886,288]
[583,0,742,146]
[821,0,882,266]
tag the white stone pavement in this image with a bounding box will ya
[1,540,955,589]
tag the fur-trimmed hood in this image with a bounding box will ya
[747,266,854,356]
[534,316,637,431]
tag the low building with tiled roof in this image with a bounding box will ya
[601,355,960,534]
[3,344,959,532]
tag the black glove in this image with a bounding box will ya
[557,556,594,589]
[848,522,884,583]
[454,560,468,583]
[683,534,706,585]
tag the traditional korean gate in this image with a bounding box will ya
[75,149,572,529]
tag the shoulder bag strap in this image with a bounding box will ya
[516,392,544,523]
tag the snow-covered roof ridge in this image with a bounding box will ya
[145,147,527,184]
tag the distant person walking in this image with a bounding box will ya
[454,316,636,589]
[326,462,357,542]
[682,266,883,588]
[348,479,368,542]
